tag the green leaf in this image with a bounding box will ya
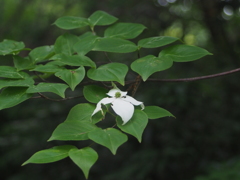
[26,83,69,98]
[83,85,108,103]
[138,36,179,48]
[0,66,25,79]
[69,147,98,179]
[0,87,33,110]
[0,78,34,89]
[13,56,35,71]
[159,44,212,62]
[117,110,148,142]
[104,23,146,39]
[48,121,97,141]
[54,33,79,55]
[88,128,128,155]
[87,63,128,85]
[22,145,77,165]
[50,54,96,68]
[88,10,118,27]
[32,64,64,73]
[29,45,55,63]
[131,55,173,81]
[53,16,89,30]
[93,37,138,53]
[65,103,103,124]
[74,33,99,55]
[0,39,25,55]
[143,106,174,119]
[55,66,85,91]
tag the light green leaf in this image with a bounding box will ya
[32,64,64,73]
[83,85,108,103]
[88,10,118,27]
[87,63,128,85]
[50,54,96,68]
[0,66,25,79]
[26,83,69,98]
[159,44,212,62]
[0,87,33,110]
[92,37,138,53]
[69,147,98,179]
[0,78,34,89]
[29,45,55,63]
[54,33,79,55]
[117,110,148,142]
[143,106,174,119]
[138,36,179,48]
[13,56,35,71]
[22,145,77,165]
[88,128,128,155]
[55,66,85,91]
[131,55,173,81]
[104,23,146,39]
[53,16,89,30]
[48,121,97,141]
[0,39,25,55]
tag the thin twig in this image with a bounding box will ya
[36,92,83,101]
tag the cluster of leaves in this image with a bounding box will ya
[0,11,211,179]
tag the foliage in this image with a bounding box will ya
[0,10,212,179]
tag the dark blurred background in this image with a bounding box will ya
[1,0,240,179]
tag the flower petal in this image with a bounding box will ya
[111,99,134,125]
[123,96,144,109]
[107,89,127,97]
[92,97,114,116]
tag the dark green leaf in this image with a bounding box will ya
[32,64,64,73]
[143,106,174,119]
[69,147,98,179]
[83,85,108,103]
[55,66,85,91]
[159,44,212,62]
[88,128,128,155]
[74,34,99,55]
[131,55,173,81]
[0,78,34,89]
[22,145,77,165]
[0,39,25,55]
[13,56,35,71]
[53,16,89,30]
[29,45,55,63]
[104,23,146,39]
[88,10,118,26]
[48,121,97,141]
[87,63,128,85]
[0,66,25,79]
[117,110,148,142]
[138,36,179,48]
[0,87,33,110]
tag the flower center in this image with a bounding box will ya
[115,92,121,98]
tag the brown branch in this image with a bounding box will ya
[147,67,240,82]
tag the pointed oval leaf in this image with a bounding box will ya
[22,145,77,165]
[104,23,146,39]
[0,66,25,79]
[29,45,55,63]
[53,16,89,30]
[159,44,212,62]
[143,106,174,119]
[0,87,33,110]
[32,64,64,73]
[131,55,173,81]
[87,63,128,85]
[83,85,108,103]
[54,33,80,55]
[69,147,98,179]
[117,110,148,142]
[74,34,99,55]
[48,121,97,141]
[26,83,69,98]
[0,78,34,89]
[92,37,138,53]
[88,10,118,26]
[55,66,85,91]
[51,54,96,68]
[88,128,128,155]
[13,56,35,71]
[0,39,25,55]
[138,36,179,48]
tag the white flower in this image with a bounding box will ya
[91,88,144,125]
